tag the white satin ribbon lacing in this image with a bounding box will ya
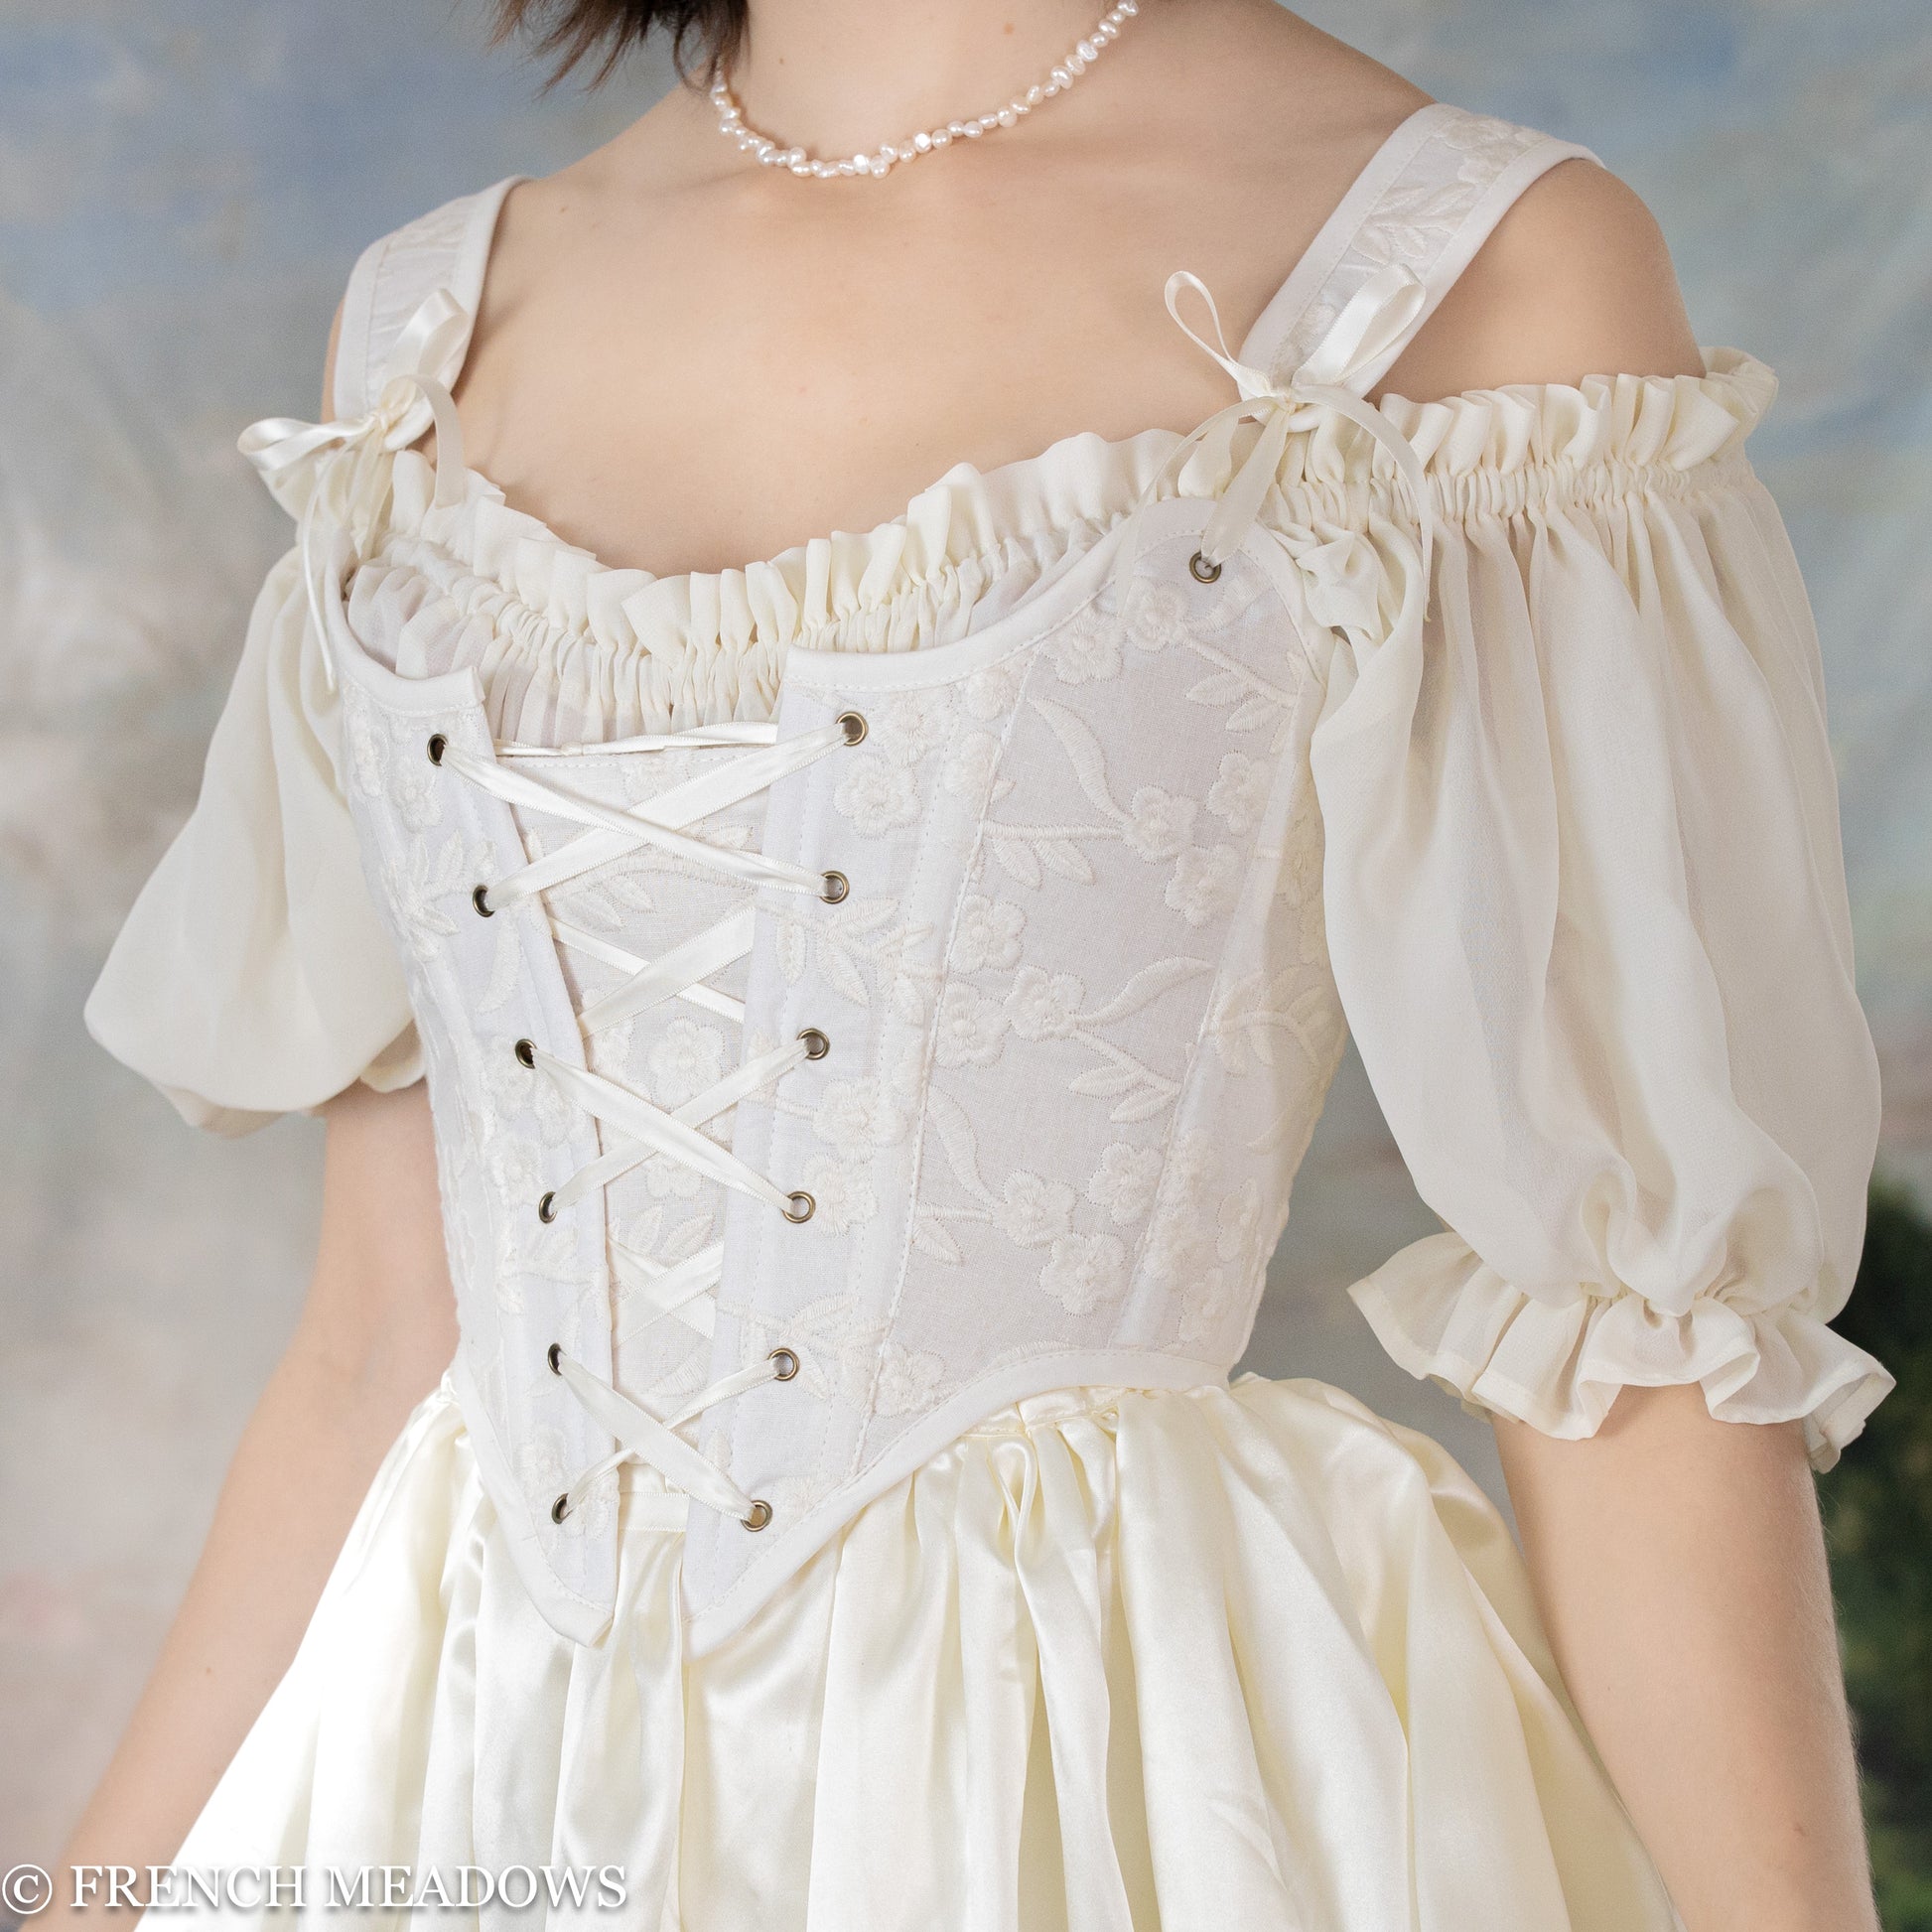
[1119,262,1440,606]
[237,287,475,694]
[441,715,863,1529]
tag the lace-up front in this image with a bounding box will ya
[434,712,867,1530]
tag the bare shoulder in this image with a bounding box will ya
[1185,1,1431,171]
[1377,156,1705,402]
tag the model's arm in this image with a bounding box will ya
[48,306,456,1916]
[1494,1389,1875,1932]
[48,1079,455,1920]
[1381,160,1879,1932]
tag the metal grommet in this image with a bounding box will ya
[537,1190,560,1223]
[1188,550,1222,585]
[426,733,447,765]
[742,1499,773,1531]
[547,1343,564,1374]
[472,884,495,917]
[836,710,868,747]
[797,1027,830,1061]
[768,1346,800,1382]
[514,1037,536,1068]
[551,1492,571,1524]
[782,1190,816,1224]
[819,870,850,904]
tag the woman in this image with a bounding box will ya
[60,0,1891,1925]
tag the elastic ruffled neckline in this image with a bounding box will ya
[361,349,1776,739]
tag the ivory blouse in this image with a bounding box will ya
[91,300,1889,1466]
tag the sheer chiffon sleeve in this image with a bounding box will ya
[83,543,418,1135]
[1309,352,1891,1469]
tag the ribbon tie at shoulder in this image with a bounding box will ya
[1119,263,1439,611]
[237,285,475,510]
[233,286,476,691]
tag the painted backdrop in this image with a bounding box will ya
[2,0,1927,1863]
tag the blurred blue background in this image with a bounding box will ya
[2,0,1927,1865]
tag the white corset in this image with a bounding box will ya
[323,486,1351,1647]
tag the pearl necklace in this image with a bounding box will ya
[709,0,1141,181]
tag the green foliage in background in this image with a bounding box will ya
[1823,1180,1932,1931]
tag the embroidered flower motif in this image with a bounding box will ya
[1121,581,1190,653]
[800,1153,877,1234]
[954,894,1025,974]
[993,1172,1076,1248]
[834,753,920,836]
[1166,842,1243,927]
[876,690,954,765]
[933,982,1010,1067]
[1206,752,1270,838]
[812,1078,908,1159]
[1218,1177,1262,1265]
[874,1340,946,1417]
[963,655,1026,722]
[1178,1267,1236,1348]
[1006,965,1084,1040]
[487,1134,545,1205]
[1049,609,1124,684]
[1038,1229,1130,1314]
[589,1015,640,1077]
[1142,1131,1216,1289]
[387,758,444,834]
[1124,785,1197,862]
[481,1048,576,1146]
[1439,112,1544,187]
[1085,1141,1164,1224]
[647,1018,726,1109]
[945,731,1003,806]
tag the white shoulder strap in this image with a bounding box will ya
[333,176,526,419]
[1242,103,1601,396]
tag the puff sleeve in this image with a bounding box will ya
[83,540,419,1135]
[1311,352,1892,1470]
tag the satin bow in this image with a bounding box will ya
[236,287,475,689]
[1119,261,1439,609]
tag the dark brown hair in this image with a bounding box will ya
[491,0,747,84]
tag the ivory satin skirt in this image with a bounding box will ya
[163,1374,1680,1931]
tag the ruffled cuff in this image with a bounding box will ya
[1349,1232,1894,1472]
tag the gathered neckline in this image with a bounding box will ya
[347,349,1777,749]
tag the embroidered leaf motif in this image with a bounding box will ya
[990,835,1042,889]
[478,920,522,1014]
[1227,694,1281,734]
[1187,669,1252,708]
[925,1085,992,1203]
[1038,839,1094,883]
[1030,696,1120,818]
[911,1210,963,1265]
[816,928,872,1007]
[1080,955,1212,1030]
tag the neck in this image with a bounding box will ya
[724,0,1117,156]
